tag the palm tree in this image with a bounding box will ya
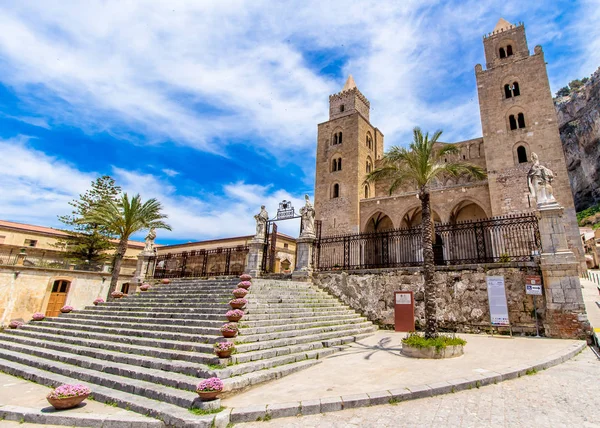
[84,193,172,299]
[365,127,486,338]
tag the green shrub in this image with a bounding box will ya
[402,333,466,352]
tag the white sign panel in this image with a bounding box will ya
[486,276,510,326]
[526,284,543,295]
[395,293,412,304]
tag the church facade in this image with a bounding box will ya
[313,19,584,264]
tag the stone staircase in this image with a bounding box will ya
[0,277,376,425]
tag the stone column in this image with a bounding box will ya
[292,236,316,282]
[133,251,155,285]
[537,202,591,339]
[245,239,266,278]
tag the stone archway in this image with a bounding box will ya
[364,212,394,233]
[399,207,442,229]
[450,200,488,223]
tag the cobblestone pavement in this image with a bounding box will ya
[239,347,600,428]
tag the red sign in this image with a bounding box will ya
[525,275,542,285]
[394,291,415,332]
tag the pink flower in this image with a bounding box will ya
[93,298,104,305]
[47,384,91,399]
[239,274,252,281]
[225,309,244,318]
[214,342,235,351]
[9,320,23,329]
[61,305,74,312]
[220,323,239,333]
[196,377,224,393]
[32,312,45,321]
[232,288,248,297]
[237,281,252,289]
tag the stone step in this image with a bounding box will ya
[242,313,364,328]
[99,302,232,309]
[242,308,359,320]
[235,325,377,352]
[60,312,224,328]
[238,321,375,343]
[88,306,227,315]
[221,359,321,392]
[0,358,212,427]
[0,346,198,408]
[9,325,217,352]
[0,335,217,377]
[30,319,221,338]
[244,306,357,315]
[73,309,227,320]
[1,329,216,364]
[240,317,370,335]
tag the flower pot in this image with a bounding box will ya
[47,393,89,410]
[229,302,245,309]
[221,330,237,338]
[60,308,72,313]
[239,274,252,281]
[226,315,242,322]
[237,281,252,290]
[232,290,247,298]
[215,349,233,358]
[197,391,220,401]
[161,279,171,284]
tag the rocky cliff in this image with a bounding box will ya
[555,67,600,211]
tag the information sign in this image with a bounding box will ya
[394,291,415,332]
[526,285,543,295]
[486,276,510,326]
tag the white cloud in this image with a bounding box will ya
[161,168,180,178]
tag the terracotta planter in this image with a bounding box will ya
[226,315,242,322]
[60,309,72,313]
[229,302,245,309]
[47,394,89,410]
[161,278,171,284]
[239,274,252,281]
[232,290,247,298]
[112,294,123,299]
[221,330,237,338]
[215,349,233,358]
[197,391,220,401]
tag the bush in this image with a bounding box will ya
[402,333,466,351]
[556,86,570,97]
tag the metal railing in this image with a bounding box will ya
[0,248,106,271]
[314,214,541,271]
[152,245,249,279]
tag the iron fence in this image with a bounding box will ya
[314,213,541,271]
[0,248,106,271]
[152,245,249,279]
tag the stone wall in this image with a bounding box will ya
[0,265,133,326]
[313,264,544,334]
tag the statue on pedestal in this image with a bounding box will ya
[254,205,269,240]
[143,228,156,253]
[299,194,316,238]
[528,153,556,206]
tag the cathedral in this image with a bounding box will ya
[313,18,584,264]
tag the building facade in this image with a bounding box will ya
[313,19,584,266]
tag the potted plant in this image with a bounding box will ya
[46,384,91,409]
[229,298,247,309]
[8,320,23,329]
[93,298,104,306]
[237,281,252,290]
[220,323,239,338]
[111,291,124,299]
[239,274,252,281]
[32,312,45,321]
[161,278,171,284]
[401,333,466,359]
[196,377,223,401]
[232,288,248,298]
[139,283,151,291]
[213,342,235,358]
[225,309,244,322]
[60,305,74,313]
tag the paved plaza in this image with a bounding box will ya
[238,347,600,428]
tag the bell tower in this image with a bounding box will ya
[313,76,384,236]
[476,18,584,264]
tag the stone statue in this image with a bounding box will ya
[254,205,269,240]
[143,228,156,253]
[299,194,316,238]
[528,152,556,205]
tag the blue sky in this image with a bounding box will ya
[0,0,598,244]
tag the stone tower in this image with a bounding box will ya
[475,19,584,264]
[314,76,384,236]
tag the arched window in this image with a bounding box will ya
[337,158,342,171]
[506,45,513,56]
[509,115,517,130]
[340,105,345,112]
[366,160,372,173]
[504,84,512,99]
[517,113,525,128]
[333,134,338,145]
[512,81,520,96]
[332,183,340,198]
[517,145,527,163]
[366,134,373,150]
[331,158,342,172]
[499,47,506,58]
[338,132,343,145]
[332,132,343,145]
[364,185,370,199]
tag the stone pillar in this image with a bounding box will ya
[537,203,591,339]
[133,252,155,285]
[245,239,266,278]
[292,237,315,282]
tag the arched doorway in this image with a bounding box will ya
[46,279,70,317]
[447,200,489,263]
